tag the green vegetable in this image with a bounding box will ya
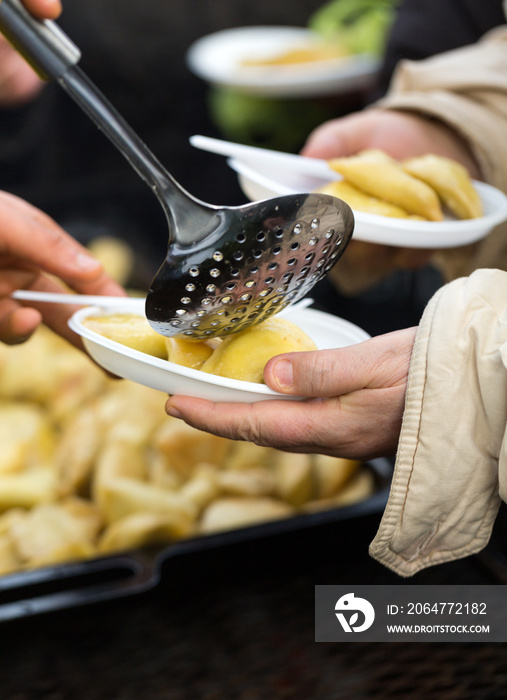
[207,88,335,152]
[308,0,398,56]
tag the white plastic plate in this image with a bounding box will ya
[69,305,370,403]
[186,26,380,98]
[231,158,507,249]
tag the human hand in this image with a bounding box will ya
[165,326,417,461]
[302,108,481,175]
[0,0,62,106]
[0,191,125,346]
[21,0,62,20]
[301,109,482,285]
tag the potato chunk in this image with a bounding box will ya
[200,497,293,533]
[317,180,414,218]
[0,403,55,474]
[328,151,443,221]
[201,317,317,383]
[84,313,167,359]
[403,154,482,219]
[165,337,215,370]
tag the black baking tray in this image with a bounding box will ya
[0,458,392,622]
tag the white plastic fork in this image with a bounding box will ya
[189,134,337,179]
[11,290,146,310]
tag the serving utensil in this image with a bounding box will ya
[0,0,353,339]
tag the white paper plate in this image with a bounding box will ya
[230,158,507,249]
[186,26,380,98]
[69,305,370,403]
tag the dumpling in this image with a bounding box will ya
[328,150,444,221]
[316,179,415,218]
[84,313,167,359]
[200,317,317,383]
[165,338,216,370]
[402,154,483,219]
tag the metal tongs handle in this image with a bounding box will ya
[0,0,80,79]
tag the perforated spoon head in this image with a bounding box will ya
[146,191,353,339]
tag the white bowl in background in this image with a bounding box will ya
[186,26,380,98]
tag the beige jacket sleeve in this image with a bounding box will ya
[377,25,507,192]
[370,268,507,576]
[376,24,507,280]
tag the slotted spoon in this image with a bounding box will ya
[0,0,354,339]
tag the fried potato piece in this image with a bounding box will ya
[0,403,55,474]
[402,154,483,219]
[154,420,231,477]
[201,317,317,383]
[0,533,21,575]
[328,151,444,221]
[332,468,376,507]
[316,180,414,218]
[98,511,195,554]
[217,467,276,497]
[165,338,216,370]
[0,326,105,409]
[223,441,276,471]
[199,497,293,534]
[0,508,25,536]
[302,468,375,512]
[95,476,197,527]
[56,405,104,497]
[95,382,167,446]
[346,149,394,163]
[0,509,24,574]
[87,235,134,286]
[28,541,96,569]
[274,452,314,507]
[46,357,106,428]
[93,441,149,490]
[0,327,66,403]
[84,313,167,359]
[0,467,57,511]
[179,465,221,512]
[58,383,165,498]
[8,498,101,568]
[313,455,360,499]
[148,452,185,491]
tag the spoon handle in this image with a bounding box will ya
[0,0,80,79]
